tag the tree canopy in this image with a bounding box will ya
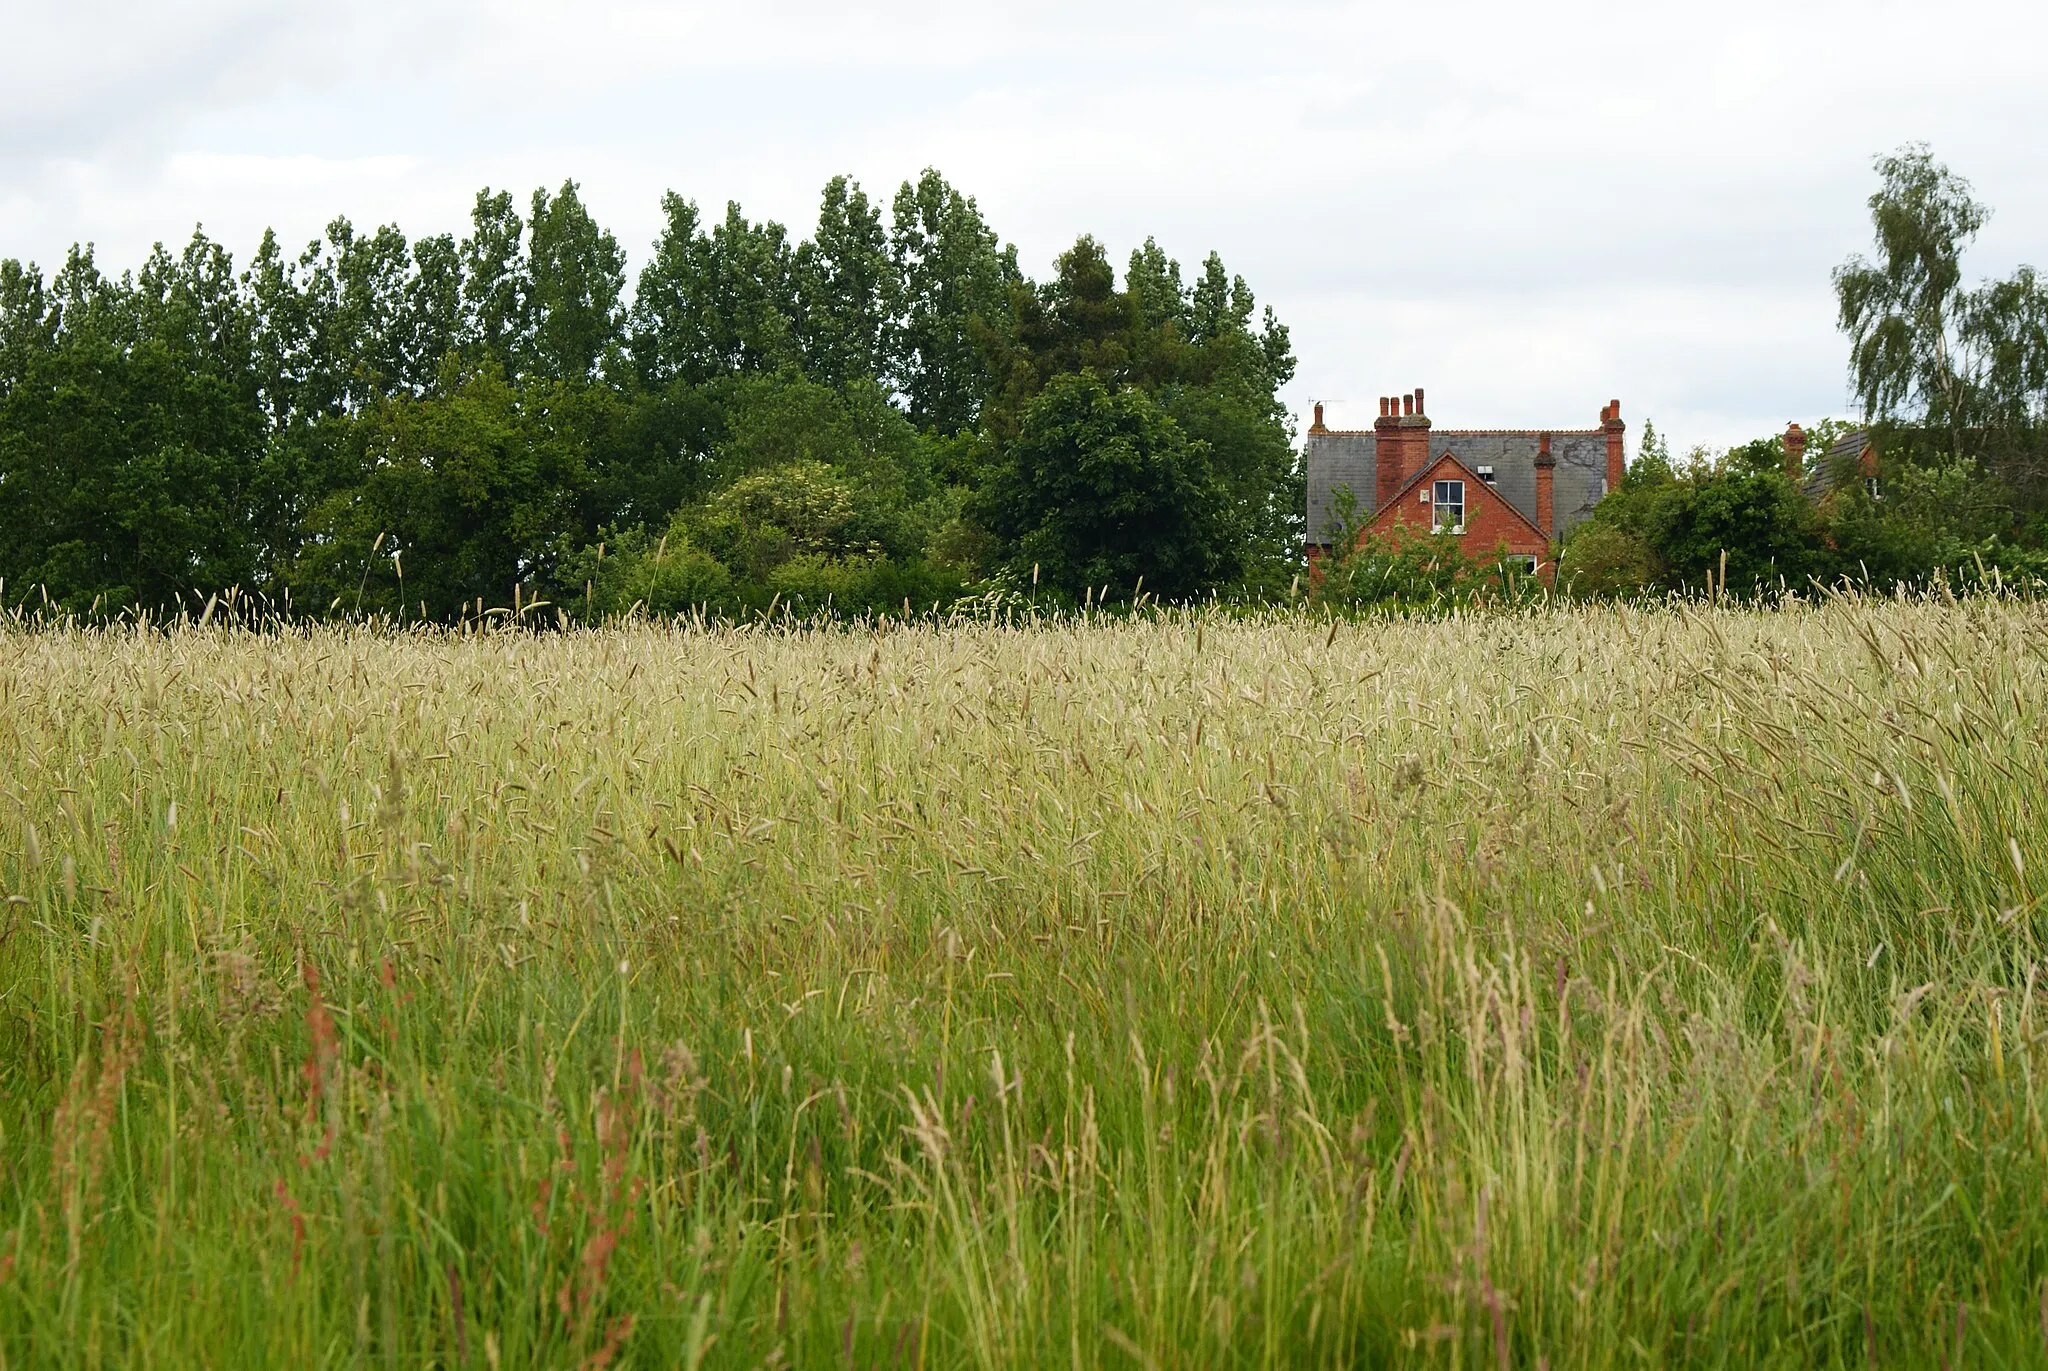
[0,173,1298,618]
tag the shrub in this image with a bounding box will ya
[1557,524,1654,598]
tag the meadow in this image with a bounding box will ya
[1,597,2044,1368]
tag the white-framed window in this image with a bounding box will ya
[1477,465,1497,485]
[1432,479,1465,533]
[1865,476,1881,500]
[1504,554,1538,577]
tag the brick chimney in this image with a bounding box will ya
[1784,422,1806,481]
[1374,388,1433,510]
[1602,400,1626,493]
[1374,396,1402,509]
[1534,432,1556,537]
[1310,402,1327,434]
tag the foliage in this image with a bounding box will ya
[1835,144,2048,499]
[977,371,1232,601]
[889,172,1019,435]
[1642,469,1831,593]
[1574,440,1830,595]
[1555,523,1654,598]
[974,236,1298,595]
[0,238,268,612]
[285,364,600,620]
[0,170,1294,617]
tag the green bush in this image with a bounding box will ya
[1557,524,1654,598]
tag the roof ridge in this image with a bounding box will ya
[1309,427,1605,439]
[1435,428,1604,437]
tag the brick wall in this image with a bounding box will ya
[1367,454,1550,562]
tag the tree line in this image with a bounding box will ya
[5,146,2041,621]
[0,172,1298,620]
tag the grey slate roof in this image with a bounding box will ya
[1804,428,1871,500]
[1304,432,1377,544]
[1304,427,1608,546]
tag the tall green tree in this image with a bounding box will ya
[460,190,530,376]
[978,371,1232,599]
[796,176,895,389]
[0,257,55,392]
[0,233,268,611]
[1836,144,2048,487]
[528,181,626,381]
[890,171,1017,434]
[290,363,591,618]
[628,197,799,385]
[976,235,1297,594]
[1835,146,1987,456]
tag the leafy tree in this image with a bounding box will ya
[978,370,1230,600]
[403,233,465,392]
[983,237,1134,439]
[528,181,625,382]
[289,363,591,618]
[1572,436,1831,596]
[460,190,530,376]
[249,216,462,410]
[1556,524,1654,598]
[1662,475,1829,593]
[1836,144,2048,498]
[694,373,940,570]
[628,197,799,385]
[0,232,267,611]
[797,177,895,389]
[1835,145,1986,448]
[0,257,55,392]
[1636,419,1672,477]
[563,524,732,618]
[687,461,880,582]
[889,171,1017,434]
[976,235,1297,595]
[627,194,712,387]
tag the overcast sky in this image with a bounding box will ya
[5,0,2044,450]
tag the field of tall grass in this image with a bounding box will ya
[1,597,2045,1367]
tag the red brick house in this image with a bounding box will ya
[1304,388,1627,577]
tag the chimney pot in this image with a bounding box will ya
[1402,393,1414,417]
[1413,387,1425,415]
[1784,421,1808,479]
[1312,401,1325,431]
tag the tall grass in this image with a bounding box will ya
[0,597,2044,1367]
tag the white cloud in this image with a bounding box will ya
[4,0,2045,449]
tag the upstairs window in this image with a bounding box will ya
[1432,479,1465,533]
